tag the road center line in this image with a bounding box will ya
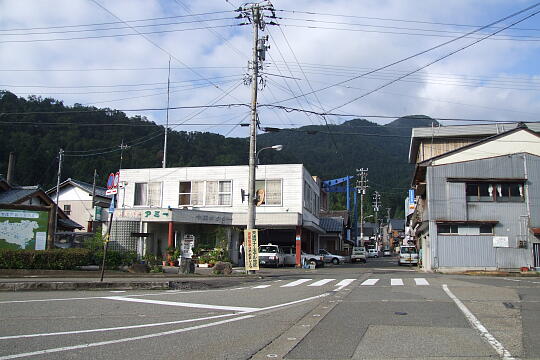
[105,296,259,313]
[442,284,516,360]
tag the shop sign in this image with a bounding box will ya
[181,234,195,258]
[244,229,259,271]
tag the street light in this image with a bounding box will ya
[256,144,283,164]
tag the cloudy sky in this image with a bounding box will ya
[1,0,539,137]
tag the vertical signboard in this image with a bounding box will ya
[244,229,259,271]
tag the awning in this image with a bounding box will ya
[302,220,326,234]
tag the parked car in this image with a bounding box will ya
[318,249,349,265]
[398,246,418,265]
[281,247,325,267]
[351,246,367,263]
[258,244,285,267]
[383,249,392,257]
[368,249,379,258]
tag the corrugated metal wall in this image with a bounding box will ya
[427,154,537,269]
[526,155,540,228]
[438,236,495,267]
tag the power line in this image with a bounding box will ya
[0,24,242,44]
[276,16,540,38]
[278,23,540,42]
[0,10,234,32]
[269,2,540,105]
[1,17,236,37]
[0,103,249,116]
[276,9,540,32]
[329,6,540,112]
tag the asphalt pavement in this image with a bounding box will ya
[0,257,539,359]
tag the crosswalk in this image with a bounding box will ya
[249,278,432,289]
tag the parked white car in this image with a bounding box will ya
[282,247,324,267]
[398,246,418,265]
[258,244,285,267]
[351,246,367,263]
[368,249,379,258]
[318,249,348,265]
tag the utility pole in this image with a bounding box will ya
[238,1,272,274]
[356,168,368,246]
[372,191,381,249]
[53,148,64,246]
[100,141,127,282]
[162,56,171,168]
[90,169,97,233]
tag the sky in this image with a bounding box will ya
[1,0,540,138]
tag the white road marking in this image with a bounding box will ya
[252,285,271,289]
[0,287,249,305]
[109,291,126,293]
[0,293,329,359]
[308,279,335,287]
[0,315,255,360]
[0,313,237,340]
[361,279,379,286]
[281,279,312,287]
[105,296,259,313]
[442,284,515,360]
[415,278,430,286]
[334,279,356,291]
[390,279,404,286]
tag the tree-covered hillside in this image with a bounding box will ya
[0,91,436,217]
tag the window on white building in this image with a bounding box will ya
[134,182,162,207]
[179,180,231,206]
[255,179,282,206]
[179,181,204,206]
[63,204,71,215]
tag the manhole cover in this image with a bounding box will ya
[394,312,408,315]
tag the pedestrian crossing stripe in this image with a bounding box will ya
[308,279,335,287]
[361,279,379,286]
[252,278,431,289]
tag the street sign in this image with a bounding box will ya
[106,173,115,189]
[244,229,259,271]
[105,172,119,195]
[108,194,115,214]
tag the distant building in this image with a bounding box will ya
[0,176,82,250]
[409,123,540,272]
[47,178,111,232]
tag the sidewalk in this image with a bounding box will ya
[0,267,259,292]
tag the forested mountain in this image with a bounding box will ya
[0,91,436,217]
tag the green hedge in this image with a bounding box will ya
[0,249,91,270]
[91,250,137,269]
[0,249,138,270]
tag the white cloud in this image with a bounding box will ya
[0,0,539,137]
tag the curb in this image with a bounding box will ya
[0,278,255,292]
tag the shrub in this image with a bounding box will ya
[91,250,137,269]
[0,249,91,270]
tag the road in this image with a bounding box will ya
[1,257,539,359]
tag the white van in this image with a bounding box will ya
[398,246,418,265]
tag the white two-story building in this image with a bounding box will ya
[110,164,324,265]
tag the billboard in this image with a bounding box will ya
[0,209,49,250]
